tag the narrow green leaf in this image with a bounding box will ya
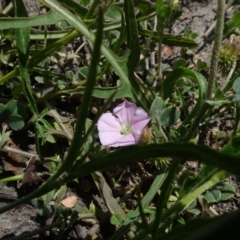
[58,9,104,174]
[162,68,207,127]
[160,209,240,240]
[14,0,39,115]
[139,30,198,48]
[43,0,150,108]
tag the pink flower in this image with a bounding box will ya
[97,100,151,147]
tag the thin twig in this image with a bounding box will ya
[1,145,39,160]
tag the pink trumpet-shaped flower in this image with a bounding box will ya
[97,100,151,147]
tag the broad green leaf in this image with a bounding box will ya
[233,93,240,102]
[7,100,26,116]
[221,135,240,156]
[150,96,164,124]
[233,77,240,93]
[0,104,11,122]
[105,5,122,22]
[158,5,171,19]
[161,107,180,126]
[220,184,235,201]
[110,214,123,226]
[203,189,221,203]
[232,77,240,101]
[231,11,240,27]
[8,114,25,130]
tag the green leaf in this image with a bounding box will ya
[233,77,240,93]
[231,11,240,27]
[0,11,64,30]
[160,208,240,240]
[58,0,88,17]
[220,184,235,201]
[58,6,104,173]
[43,0,149,109]
[8,114,25,130]
[206,100,231,106]
[14,0,39,115]
[110,214,123,226]
[7,100,26,116]
[203,189,221,203]
[221,135,240,156]
[150,96,164,124]
[233,94,240,102]
[80,0,90,6]
[2,142,240,216]
[0,103,11,122]
[78,66,100,80]
[161,107,180,126]
[135,0,155,17]
[232,77,240,101]
[162,68,207,127]
[158,5,171,19]
[0,125,12,149]
[109,172,167,240]
[179,165,222,200]
[105,5,122,22]
[139,30,198,48]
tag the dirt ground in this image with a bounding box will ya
[0,0,239,239]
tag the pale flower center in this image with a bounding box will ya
[120,123,132,135]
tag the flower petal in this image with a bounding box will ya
[97,113,121,132]
[131,107,151,125]
[131,108,151,143]
[113,100,137,125]
[98,132,136,147]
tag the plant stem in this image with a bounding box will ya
[233,102,240,136]
[185,0,225,141]
[207,0,225,99]
[157,21,164,84]
[221,60,237,91]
